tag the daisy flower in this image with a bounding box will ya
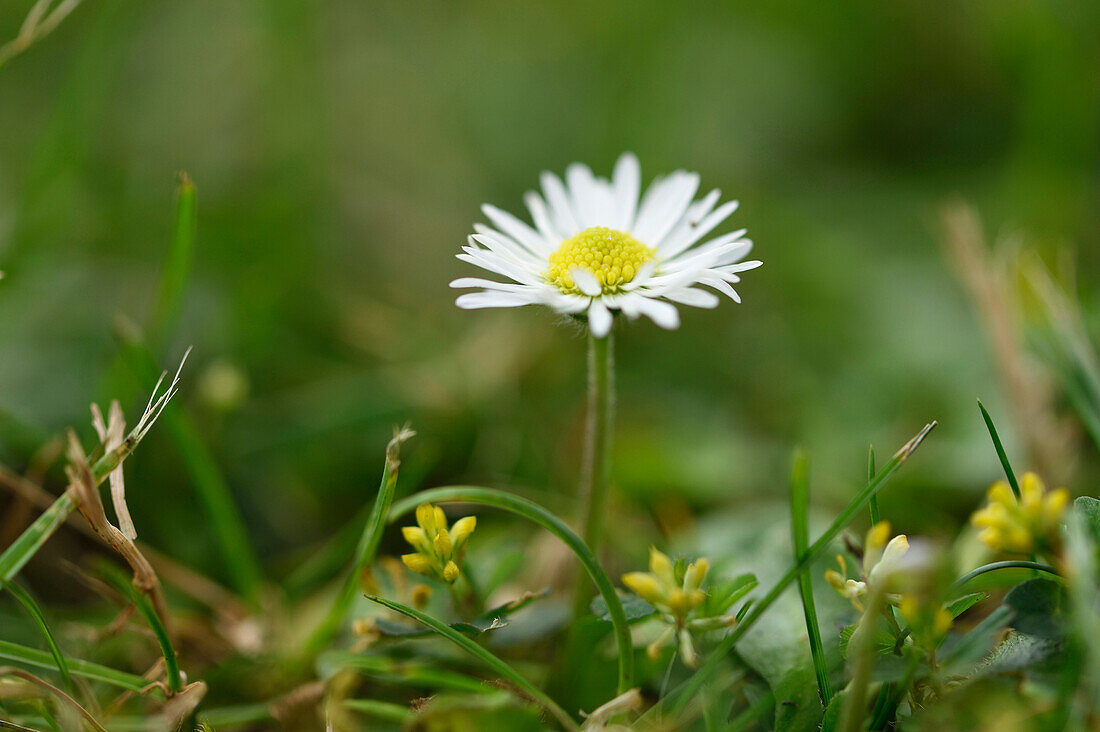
[450,153,762,337]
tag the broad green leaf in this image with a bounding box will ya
[590,592,656,623]
[1004,578,1065,639]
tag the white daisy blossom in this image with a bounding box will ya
[450,153,762,337]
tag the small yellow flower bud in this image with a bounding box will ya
[416,503,438,534]
[648,546,675,585]
[450,516,476,549]
[402,553,433,576]
[433,528,453,557]
[434,506,448,533]
[622,572,663,605]
[402,526,428,551]
[683,558,709,593]
[442,561,460,583]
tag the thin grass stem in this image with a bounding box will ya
[790,450,832,707]
[977,399,1020,498]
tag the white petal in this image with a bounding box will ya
[635,296,681,329]
[587,299,613,337]
[572,268,602,297]
[658,199,740,259]
[611,152,641,230]
[481,204,553,256]
[567,163,614,229]
[662,287,720,308]
[525,191,565,243]
[450,277,532,292]
[540,171,580,236]
[699,277,741,303]
[470,230,544,268]
[633,171,700,245]
[457,249,541,286]
[455,292,538,309]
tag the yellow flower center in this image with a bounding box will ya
[546,227,655,294]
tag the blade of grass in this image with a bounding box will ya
[306,427,414,652]
[790,450,832,707]
[977,400,1019,498]
[388,485,634,694]
[949,560,1059,594]
[0,640,163,697]
[96,562,182,693]
[867,445,880,524]
[0,491,76,583]
[318,651,495,694]
[148,172,197,350]
[2,581,75,696]
[114,324,264,602]
[342,699,415,724]
[654,422,936,718]
[367,595,579,731]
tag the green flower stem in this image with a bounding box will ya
[579,331,614,555]
[658,422,936,717]
[790,451,832,707]
[950,560,1060,593]
[389,485,635,694]
[841,584,888,732]
[368,595,579,731]
[306,429,412,653]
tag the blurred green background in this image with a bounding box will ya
[1,0,1099,589]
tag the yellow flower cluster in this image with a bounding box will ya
[546,226,655,294]
[825,521,909,612]
[400,503,476,584]
[622,546,708,621]
[621,547,728,667]
[971,472,1069,554]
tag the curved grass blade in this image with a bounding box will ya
[342,699,415,725]
[306,427,414,652]
[95,563,182,693]
[366,595,578,731]
[0,640,162,697]
[389,485,634,694]
[3,581,75,695]
[977,399,1020,498]
[790,450,832,707]
[950,560,1060,594]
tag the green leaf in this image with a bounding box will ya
[0,640,164,697]
[946,592,987,619]
[1004,578,1065,639]
[941,605,1014,673]
[2,581,75,695]
[1073,496,1100,544]
[0,492,76,585]
[590,592,655,623]
[703,573,758,617]
[977,399,1020,497]
[839,619,896,657]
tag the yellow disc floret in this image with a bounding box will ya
[546,227,655,294]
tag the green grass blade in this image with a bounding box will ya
[96,562,183,693]
[306,428,413,652]
[867,445,880,524]
[789,450,832,707]
[949,560,1059,593]
[366,595,578,731]
[114,326,264,602]
[148,172,197,349]
[388,485,635,694]
[0,492,76,584]
[0,640,163,697]
[658,422,936,717]
[3,581,75,695]
[342,699,415,724]
[977,399,1020,498]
